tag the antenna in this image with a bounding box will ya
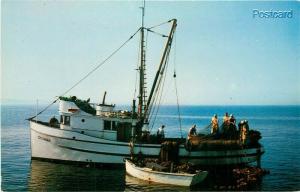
[141,0,145,28]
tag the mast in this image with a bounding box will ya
[138,0,147,119]
[144,19,177,123]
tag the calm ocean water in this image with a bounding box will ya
[1,104,300,191]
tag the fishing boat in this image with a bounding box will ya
[125,159,208,186]
[29,3,264,166]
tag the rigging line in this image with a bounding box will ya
[172,32,183,138]
[27,99,58,120]
[148,81,162,128]
[60,27,141,97]
[156,73,174,109]
[28,27,141,120]
[149,53,170,131]
[150,66,168,130]
[150,60,169,131]
[148,71,162,126]
[149,70,173,129]
[133,31,142,99]
[173,32,177,73]
[148,38,173,127]
[174,75,183,139]
[150,76,176,129]
[148,76,162,126]
[148,20,172,30]
[146,28,168,38]
[148,58,167,123]
[159,34,177,106]
[148,52,173,130]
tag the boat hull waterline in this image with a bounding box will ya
[30,121,264,165]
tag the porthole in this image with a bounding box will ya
[81,119,85,123]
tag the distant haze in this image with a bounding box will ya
[2,1,300,105]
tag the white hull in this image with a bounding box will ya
[125,159,208,186]
[30,121,264,165]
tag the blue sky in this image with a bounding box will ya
[2,1,300,105]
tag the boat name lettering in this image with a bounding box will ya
[38,136,51,142]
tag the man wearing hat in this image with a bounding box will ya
[211,114,219,134]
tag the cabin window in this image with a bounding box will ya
[112,121,117,131]
[61,116,70,125]
[104,120,111,130]
[104,120,117,131]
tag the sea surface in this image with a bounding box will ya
[1,105,300,191]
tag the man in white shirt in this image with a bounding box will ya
[157,125,165,142]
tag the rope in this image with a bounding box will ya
[172,32,183,138]
[60,27,141,97]
[28,28,141,120]
[174,73,183,138]
[149,49,170,131]
[146,28,168,38]
[148,19,172,30]
[27,99,58,120]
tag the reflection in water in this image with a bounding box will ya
[28,160,126,191]
[28,160,205,191]
[28,160,265,191]
[125,174,189,191]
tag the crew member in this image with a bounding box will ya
[229,114,236,125]
[157,125,165,141]
[238,120,244,133]
[223,112,230,125]
[211,114,219,134]
[241,122,248,144]
[188,124,197,139]
[222,112,230,133]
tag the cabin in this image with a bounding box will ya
[57,98,138,142]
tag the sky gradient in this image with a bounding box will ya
[2,1,300,105]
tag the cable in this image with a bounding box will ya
[148,20,172,30]
[60,27,141,97]
[27,99,58,120]
[133,31,142,99]
[146,28,168,38]
[172,32,183,138]
[28,27,141,120]
[174,74,183,139]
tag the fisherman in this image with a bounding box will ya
[244,120,249,131]
[223,112,230,125]
[188,124,197,139]
[211,114,219,134]
[240,120,249,144]
[238,120,245,133]
[222,112,230,134]
[157,125,165,142]
[186,124,197,151]
[241,123,248,144]
[229,114,236,125]
[227,114,237,139]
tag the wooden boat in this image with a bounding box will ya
[125,159,208,186]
